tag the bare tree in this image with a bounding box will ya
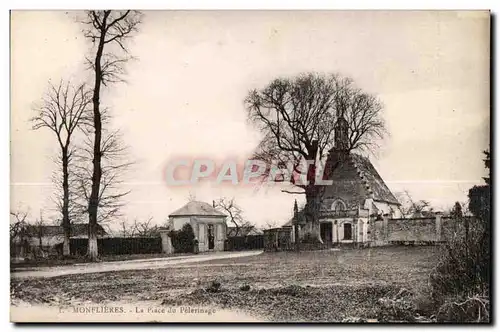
[118,220,130,237]
[81,10,142,260]
[132,217,161,237]
[263,220,278,230]
[72,124,133,227]
[396,190,434,218]
[31,80,91,256]
[10,210,30,258]
[32,211,45,251]
[214,198,254,236]
[10,210,29,243]
[29,211,50,259]
[245,72,386,241]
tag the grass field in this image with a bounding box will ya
[11,246,440,322]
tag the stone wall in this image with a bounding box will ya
[386,218,438,242]
[263,227,294,251]
[263,214,467,251]
[370,213,445,246]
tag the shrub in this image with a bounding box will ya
[301,232,322,244]
[429,217,490,322]
[169,223,196,253]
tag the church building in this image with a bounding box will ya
[283,112,401,246]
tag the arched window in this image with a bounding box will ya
[332,200,347,212]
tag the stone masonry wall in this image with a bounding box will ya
[386,218,437,242]
[370,213,444,246]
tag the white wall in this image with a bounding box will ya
[171,217,191,230]
[170,216,226,252]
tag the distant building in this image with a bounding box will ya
[11,223,108,258]
[168,201,227,252]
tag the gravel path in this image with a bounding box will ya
[11,250,263,279]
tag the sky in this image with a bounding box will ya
[11,10,490,231]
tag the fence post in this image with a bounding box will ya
[159,230,173,254]
[435,211,442,242]
[382,214,389,241]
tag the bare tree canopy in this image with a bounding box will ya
[246,73,386,184]
[72,122,134,225]
[10,210,29,242]
[214,197,254,236]
[82,10,143,86]
[31,80,91,145]
[245,72,387,241]
[31,80,91,256]
[396,190,435,218]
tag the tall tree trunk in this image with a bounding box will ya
[87,16,107,261]
[305,188,323,243]
[294,222,300,252]
[304,141,323,243]
[62,147,71,256]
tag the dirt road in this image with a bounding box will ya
[11,250,263,279]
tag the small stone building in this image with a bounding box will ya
[167,201,227,252]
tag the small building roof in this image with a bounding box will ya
[169,201,226,218]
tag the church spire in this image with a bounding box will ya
[334,108,349,152]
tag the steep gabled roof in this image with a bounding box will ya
[169,201,226,217]
[350,154,400,205]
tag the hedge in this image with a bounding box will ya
[54,237,163,256]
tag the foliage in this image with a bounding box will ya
[428,218,490,322]
[168,223,196,253]
[427,149,491,322]
[469,149,491,223]
[450,201,463,219]
[468,185,490,222]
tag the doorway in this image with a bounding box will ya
[207,224,215,250]
[343,223,352,240]
[320,222,333,243]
